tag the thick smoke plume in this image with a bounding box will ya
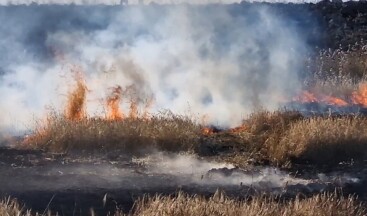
[0,4,308,132]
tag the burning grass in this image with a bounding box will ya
[22,109,367,166]
[125,191,366,216]
[64,66,87,121]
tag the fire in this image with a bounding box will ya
[292,82,367,107]
[65,66,87,121]
[228,125,248,133]
[106,85,124,120]
[352,83,367,107]
[293,91,318,103]
[202,127,214,136]
[321,95,348,106]
[293,91,348,106]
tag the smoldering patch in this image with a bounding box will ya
[131,152,360,191]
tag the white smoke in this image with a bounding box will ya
[0,0,321,5]
[131,152,359,189]
[0,4,308,131]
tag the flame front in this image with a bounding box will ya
[107,85,124,120]
[65,66,87,121]
[293,83,367,107]
[202,127,214,136]
[321,95,348,106]
[352,83,367,107]
[293,91,318,103]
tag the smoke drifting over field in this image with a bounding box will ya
[4,152,357,193]
[0,3,308,131]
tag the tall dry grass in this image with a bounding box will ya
[225,111,367,166]
[124,191,366,216]
[2,192,365,216]
[218,110,304,166]
[22,111,201,153]
[306,43,367,82]
[273,116,367,165]
[302,43,367,101]
[22,109,367,166]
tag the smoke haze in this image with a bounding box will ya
[0,0,319,5]
[0,3,310,131]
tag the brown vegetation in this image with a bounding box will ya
[307,43,367,82]
[125,191,366,216]
[209,111,367,167]
[2,192,365,216]
[22,111,201,153]
[22,109,367,166]
[274,116,367,165]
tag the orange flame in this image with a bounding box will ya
[352,83,367,107]
[202,127,214,136]
[293,91,317,103]
[293,91,348,106]
[65,66,87,121]
[321,95,348,106]
[228,125,248,133]
[106,85,124,120]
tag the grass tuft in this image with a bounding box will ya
[0,197,31,216]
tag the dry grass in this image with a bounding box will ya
[122,191,366,216]
[215,110,304,166]
[306,43,367,82]
[273,116,367,165]
[3,192,365,216]
[217,111,367,167]
[22,109,367,166]
[0,198,32,216]
[302,43,367,100]
[22,111,201,153]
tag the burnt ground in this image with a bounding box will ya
[1,147,367,215]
